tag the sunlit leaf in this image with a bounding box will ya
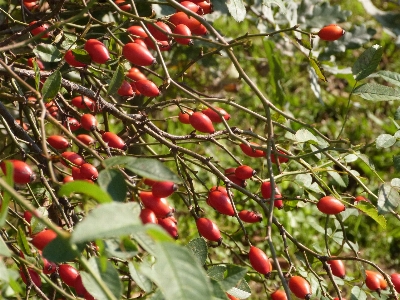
[41,71,61,101]
[226,0,246,22]
[352,45,383,81]
[353,83,400,101]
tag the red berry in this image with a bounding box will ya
[151,181,178,198]
[115,0,131,11]
[31,229,57,251]
[178,109,193,124]
[20,268,42,287]
[147,21,172,41]
[143,178,157,186]
[47,135,70,150]
[158,217,179,239]
[140,208,158,224]
[84,39,110,64]
[101,132,127,150]
[118,80,134,96]
[61,151,85,167]
[135,79,160,97]
[191,23,207,35]
[178,1,200,13]
[42,257,57,274]
[202,107,230,123]
[143,38,171,51]
[249,246,272,276]
[271,150,289,164]
[63,175,74,183]
[189,112,215,133]
[195,217,222,243]
[29,21,50,38]
[65,50,88,68]
[80,163,98,180]
[127,25,148,38]
[122,43,156,66]
[74,274,88,296]
[1,160,35,184]
[63,117,81,131]
[169,12,202,33]
[206,189,234,216]
[327,259,346,278]
[71,166,82,180]
[391,273,400,293]
[173,24,192,45]
[127,67,147,81]
[226,293,239,300]
[23,210,33,223]
[318,24,345,41]
[76,134,96,146]
[71,95,96,111]
[365,270,381,292]
[80,114,98,131]
[197,1,212,14]
[288,276,311,299]
[260,182,283,209]
[270,290,288,300]
[27,57,45,70]
[59,264,80,287]
[239,142,265,158]
[238,210,262,223]
[317,196,345,215]
[139,191,172,218]
[235,165,255,180]
[354,195,370,203]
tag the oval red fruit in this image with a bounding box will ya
[30,21,50,38]
[61,151,85,167]
[365,270,381,292]
[127,67,147,81]
[47,135,70,150]
[178,1,200,13]
[135,79,160,97]
[1,160,35,184]
[158,217,179,239]
[84,39,110,64]
[80,163,98,180]
[20,268,42,287]
[101,132,127,150]
[202,107,230,123]
[127,25,148,38]
[288,276,311,299]
[71,95,96,111]
[327,259,346,278]
[178,109,193,124]
[139,191,172,218]
[197,1,212,14]
[239,142,265,158]
[140,208,158,224]
[207,189,234,216]
[28,57,45,70]
[76,134,96,146]
[317,196,345,215]
[151,181,178,198]
[65,50,88,68]
[391,273,400,293]
[249,246,272,276]
[31,229,57,251]
[238,210,262,223]
[42,257,57,274]
[196,217,222,243]
[169,12,202,33]
[235,165,255,180]
[173,24,192,45]
[63,117,81,131]
[318,24,345,41]
[59,264,80,287]
[147,21,172,41]
[189,112,215,133]
[271,150,289,164]
[118,80,134,96]
[270,290,288,300]
[80,114,98,131]
[115,0,131,11]
[122,43,156,66]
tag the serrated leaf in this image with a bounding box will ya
[352,45,383,81]
[97,169,127,202]
[353,83,400,101]
[376,134,396,149]
[60,33,78,50]
[207,265,226,281]
[226,0,246,22]
[186,238,208,266]
[377,183,400,214]
[58,181,113,203]
[71,202,142,244]
[376,70,400,88]
[262,0,287,13]
[356,153,375,170]
[309,57,327,82]
[304,2,351,28]
[355,201,386,229]
[107,65,125,96]
[295,173,313,188]
[295,129,320,145]
[41,71,61,101]
[128,262,153,293]
[226,281,251,299]
[350,286,367,300]
[103,156,181,183]
[210,279,230,299]
[33,44,62,63]
[81,257,122,300]
[219,265,248,291]
[139,242,213,300]
[341,25,376,50]
[328,170,348,187]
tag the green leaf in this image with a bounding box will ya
[33,44,62,63]
[17,226,31,256]
[31,207,49,235]
[226,278,251,299]
[0,161,13,227]
[81,257,122,300]
[376,134,396,148]
[107,65,125,96]
[395,107,400,120]
[207,265,226,281]
[0,260,9,283]
[376,70,400,88]
[303,2,351,28]
[71,202,142,244]
[103,156,181,183]
[43,235,82,263]
[128,262,153,293]
[295,129,319,145]
[131,225,158,256]
[41,71,61,101]
[352,44,383,81]
[219,265,248,291]
[140,242,214,300]
[309,57,327,82]
[377,183,400,214]
[353,83,400,101]
[0,235,11,257]
[328,170,348,187]
[393,155,400,172]
[226,0,246,22]
[262,0,287,13]
[350,286,367,300]
[355,202,386,230]
[97,169,127,202]
[186,238,208,266]
[58,181,113,203]
[210,279,230,299]
[71,49,91,64]
[60,33,78,50]
[104,238,139,259]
